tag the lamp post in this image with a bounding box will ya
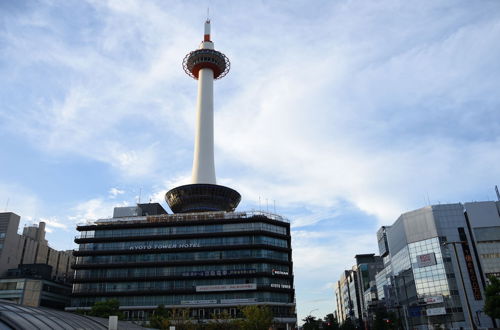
[442,241,477,330]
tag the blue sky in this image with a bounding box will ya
[1,0,500,323]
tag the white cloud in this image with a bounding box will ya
[39,217,69,231]
[109,187,125,198]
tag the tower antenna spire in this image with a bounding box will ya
[207,7,210,21]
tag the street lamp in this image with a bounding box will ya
[442,241,477,330]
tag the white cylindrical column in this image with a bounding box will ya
[191,66,216,184]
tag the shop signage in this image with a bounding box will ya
[270,283,291,289]
[220,298,257,304]
[181,300,217,305]
[426,307,446,316]
[272,269,289,276]
[181,269,256,277]
[196,283,257,292]
[423,296,444,304]
[417,253,437,267]
[129,243,200,250]
[459,237,482,300]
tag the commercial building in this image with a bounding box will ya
[374,202,500,329]
[0,212,74,308]
[69,19,296,329]
[334,255,383,327]
[334,199,500,329]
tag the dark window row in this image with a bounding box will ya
[72,277,292,293]
[75,249,289,265]
[74,263,290,279]
[71,291,293,307]
[79,235,288,251]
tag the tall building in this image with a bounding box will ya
[0,212,74,308]
[69,20,296,329]
[334,255,383,328]
[374,202,500,329]
[335,199,500,329]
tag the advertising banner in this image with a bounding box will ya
[423,296,444,304]
[426,307,446,316]
[196,283,257,292]
[181,300,217,305]
[417,253,437,267]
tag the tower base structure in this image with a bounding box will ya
[166,184,241,213]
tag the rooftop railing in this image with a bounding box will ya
[78,210,289,227]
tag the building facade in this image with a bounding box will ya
[69,204,296,327]
[0,212,74,308]
[335,255,383,327]
[335,200,500,329]
[374,202,500,329]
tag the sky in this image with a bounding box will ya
[1,0,500,324]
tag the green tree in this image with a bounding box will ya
[302,315,320,330]
[88,299,124,319]
[323,313,340,330]
[150,305,172,330]
[168,309,197,330]
[485,275,500,319]
[339,317,356,330]
[206,310,238,330]
[237,305,274,330]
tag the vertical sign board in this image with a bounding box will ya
[417,253,437,268]
[458,227,482,300]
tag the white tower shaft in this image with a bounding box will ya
[192,67,216,184]
[192,21,216,184]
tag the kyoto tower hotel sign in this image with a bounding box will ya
[166,20,240,213]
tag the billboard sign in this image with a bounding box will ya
[181,300,217,305]
[417,253,437,268]
[423,296,444,304]
[196,283,257,292]
[426,307,446,316]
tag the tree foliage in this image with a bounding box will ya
[484,275,500,319]
[88,299,124,320]
[149,307,199,330]
[206,311,238,330]
[302,315,320,330]
[236,305,274,330]
[339,317,356,330]
[323,313,340,330]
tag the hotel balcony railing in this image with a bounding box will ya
[75,227,288,240]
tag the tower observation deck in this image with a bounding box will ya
[166,20,241,213]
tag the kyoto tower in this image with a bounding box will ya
[166,19,241,213]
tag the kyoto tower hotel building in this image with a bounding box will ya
[69,20,296,328]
